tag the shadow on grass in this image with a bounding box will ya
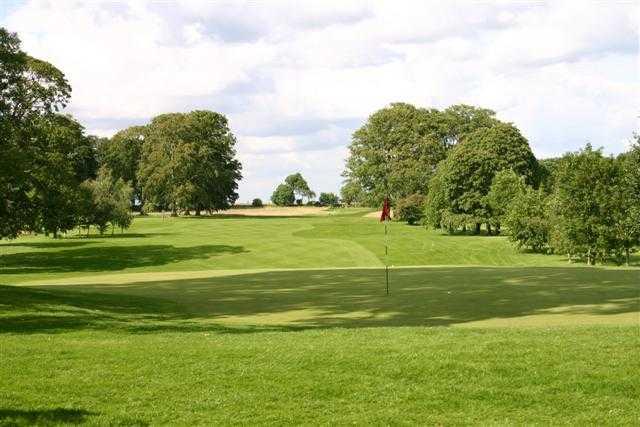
[1,267,638,335]
[0,244,247,275]
[0,233,174,249]
[0,408,147,426]
[0,408,94,425]
[0,241,101,249]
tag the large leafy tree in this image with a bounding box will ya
[98,126,145,208]
[271,184,295,206]
[138,111,242,215]
[0,27,71,238]
[343,103,498,207]
[285,172,315,202]
[549,145,621,265]
[340,178,366,207]
[318,192,340,207]
[29,114,97,238]
[504,187,550,252]
[614,139,640,264]
[429,122,539,234]
[485,169,527,232]
[80,167,133,235]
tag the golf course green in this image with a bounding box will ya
[1,209,638,425]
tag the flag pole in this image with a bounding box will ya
[385,219,389,295]
[381,196,390,295]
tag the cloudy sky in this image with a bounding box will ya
[1,0,638,201]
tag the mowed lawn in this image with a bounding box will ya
[1,209,639,425]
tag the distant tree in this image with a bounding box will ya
[434,122,539,234]
[613,140,640,265]
[395,194,426,225]
[81,167,133,235]
[340,178,367,206]
[271,184,295,206]
[538,157,562,194]
[318,192,340,207]
[285,173,315,201]
[138,111,242,215]
[0,28,71,238]
[342,103,499,206]
[485,169,527,233]
[441,104,499,145]
[423,168,448,230]
[504,187,550,252]
[98,125,145,208]
[549,145,620,265]
[30,114,92,238]
[251,198,263,207]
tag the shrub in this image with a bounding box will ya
[396,194,426,225]
[251,198,263,207]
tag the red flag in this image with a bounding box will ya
[380,197,391,222]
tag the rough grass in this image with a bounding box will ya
[1,210,639,425]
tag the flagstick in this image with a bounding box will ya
[384,213,390,295]
[385,220,389,295]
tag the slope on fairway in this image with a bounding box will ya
[1,211,639,425]
[3,210,624,286]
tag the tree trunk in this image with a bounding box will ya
[626,248,630,266]
[486,223,492,235]
[496,223,501,235]
[474,223,481,235]
[195,209,201,216]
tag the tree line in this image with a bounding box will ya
[0,28,242,239]
[271,173,339,207]
[341,102,640,265]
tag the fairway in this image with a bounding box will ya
[1,211,639,425]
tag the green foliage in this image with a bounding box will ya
[504,188,550,252]
[138,111,242,214]
[613,139,640,264]
[0,28,72,238]
[318,192,340,207]
[432,122,539,233]
[251,198,263,207]
[285,173,315,201]
[29,115,93,238]
[98,126,145,207]
[340,179,366,206]
[271,184,295,206]
[485,170,527,228]
[423,168,447,229]
[343,103,472,205]
[80,167,133,235]
[548,145,622,264]
[395,194,426,225]
[538,157,562,194]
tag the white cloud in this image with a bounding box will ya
[3,0,638,200]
